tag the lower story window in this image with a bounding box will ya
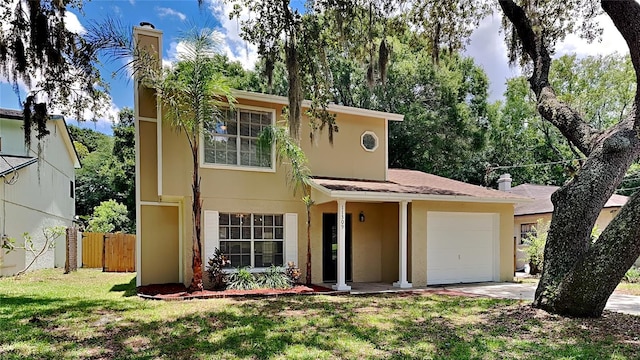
[219,213,284,268]
[520,223,536,244]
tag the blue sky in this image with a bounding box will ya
[0,1,628,135]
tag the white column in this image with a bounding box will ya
[333,199,351,291]
[394,200,412,288]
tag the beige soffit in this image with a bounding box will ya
[509,183,628,216]
[231,90,405,122]
[310,168,531,204]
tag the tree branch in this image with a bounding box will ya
[601,0,640,129]
[498,0,600,156]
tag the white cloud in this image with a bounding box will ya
[157,7,187,22]
[207,0,258,70]
[465,14,520,102]
[64,11,86,35]
[129,0,135,5]
[466,13,630,102]
[556,14,628,57]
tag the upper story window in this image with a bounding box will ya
[361,131,379,152]
[203,107,274,169]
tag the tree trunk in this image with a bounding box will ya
[189,140,203,292]
[499,0,640,317]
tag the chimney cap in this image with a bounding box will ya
[139,21,155,29]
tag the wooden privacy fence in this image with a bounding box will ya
[82,232,136,272]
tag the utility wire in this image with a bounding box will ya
[0,155,19,185]
[487,159,581,172]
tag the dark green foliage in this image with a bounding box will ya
[1,0,107,146]
[206,248,231,290]
[70,108,136,231]
[386,52,490,184]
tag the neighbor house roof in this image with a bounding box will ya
[0,155,37,177]
[509,183,628,216]
[311,169,528,204]
[0,108,81,168]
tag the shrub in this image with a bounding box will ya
[87,200,130,233]
[624,267,640,283]
[226,267,258,290]
[524,219,549,275]
[257,266,292,289]
[285,261,301,284]
[205,248,230,290]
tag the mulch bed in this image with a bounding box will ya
[137,283,336,301]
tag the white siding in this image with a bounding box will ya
[0,120,76,276]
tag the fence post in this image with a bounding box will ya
[102,233,107,272]
[65,226,78,274]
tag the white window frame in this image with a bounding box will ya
[361,130,379,152]
[200,104,277,172]
[520,223,536,245]
[218,213,285,270]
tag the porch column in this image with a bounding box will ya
[393,200,412,288]
[333,199,351,291]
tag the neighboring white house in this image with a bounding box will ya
[0,109,80,276]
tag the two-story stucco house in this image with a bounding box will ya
[134,26,526,290]
[0,109,80,276]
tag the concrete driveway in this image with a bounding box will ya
[444,282,640,315]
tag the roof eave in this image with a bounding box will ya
[0,157,37,177]
[232,90,404,122]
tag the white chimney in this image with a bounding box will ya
[498,173,512,191]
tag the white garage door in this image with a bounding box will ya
[427,212,498,285]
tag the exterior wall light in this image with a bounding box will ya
[359,211,365,222]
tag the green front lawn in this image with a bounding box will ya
[1,269,639,359]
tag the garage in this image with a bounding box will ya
[426,212,499,285]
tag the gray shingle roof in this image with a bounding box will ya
[0,155,37,177]
[509,183,628,216]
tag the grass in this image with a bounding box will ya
[1,269,640,359]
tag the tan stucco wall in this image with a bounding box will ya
[300,114,387,181]
[139,205,179,285]
[410,201,514,287]
[514,208,623,269]
[139,121,159,202]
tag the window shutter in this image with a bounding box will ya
[284,213,298,266]
[204,211,219,261]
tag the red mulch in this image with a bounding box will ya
[137,283,335,301]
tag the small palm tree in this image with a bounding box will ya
[91,23,234,291]
[259,123,315,285]
[158,30,234,291]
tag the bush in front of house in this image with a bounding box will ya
[524,220,549,275]
[226,267,259,290]
[624,267,640,283]
[285,261,301,284]
[257,266,292,289]
[205,248,230,290]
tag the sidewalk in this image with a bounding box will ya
[445,282,640,315]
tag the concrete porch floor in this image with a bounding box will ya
[334,282,437,295]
